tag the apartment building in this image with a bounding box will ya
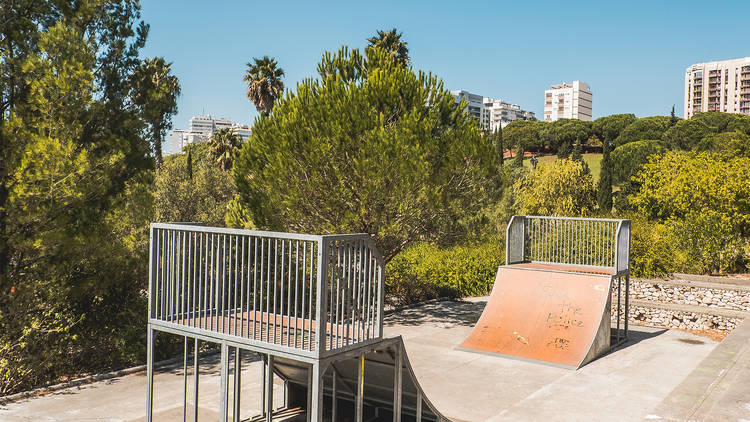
[451,90,536,131]
[167,115,251,154]
[484,98,537,132]
[451,90,484,121]
[684,57,750,118]
[543,81,592,122]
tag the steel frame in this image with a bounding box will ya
[146,224,390,421]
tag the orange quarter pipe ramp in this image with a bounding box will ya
[459,265,613,369]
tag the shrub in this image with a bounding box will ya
[513,159,595,216]
[385,240,503,307]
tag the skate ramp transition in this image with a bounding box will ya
[459,216,631,369]
[271,336,448,421]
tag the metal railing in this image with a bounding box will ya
[148,223,385,356]
[506,215,630,274]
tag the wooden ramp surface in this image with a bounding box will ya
[459,265,612,368]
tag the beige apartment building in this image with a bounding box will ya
[684,57,750,118]
[544,81,592,122]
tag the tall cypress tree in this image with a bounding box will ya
[597,139,613,212]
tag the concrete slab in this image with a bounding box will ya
[388,298,718,422]
[646,318,750,421]
[0,351,286,421]
[0,297,730,421]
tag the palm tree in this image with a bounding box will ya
[131,57,181,169]
[367,28,410,66]
[243,56,285,117]
[209,128,242,172]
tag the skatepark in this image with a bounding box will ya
[2,216,750,421]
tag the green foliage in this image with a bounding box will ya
[504,120,543,157]
[614,116,670,147]
[662,118,713,150]
[155,144,236,226]
[0,1,162,395]
[692,111,744,133]
[385,240,502,307]
[209,128,242,172]
[244,56,285,117]
[627,214,674,278]
[610,139,667,185]
[513,159,596,216]
[593,114,637,145]
[131,57,181,168]
[541,118,593,153]
[696,130,750,158]
[629,151,750,274]
[570,139,589,174]
[366,28,410,66]
[596,139,613,212]
[233,46,500,262]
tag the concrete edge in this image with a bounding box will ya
[0,349,220,406]
[635,277,750,293]
[630,299,750,320]
[671,273,750,287]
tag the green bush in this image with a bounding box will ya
[385,240,503,307]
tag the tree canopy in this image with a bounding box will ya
[233,46,500,262]
[614,116,671,147]
[244,56,285,117]
[366,28,410,66]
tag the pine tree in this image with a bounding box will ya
[557,141,571,158]
[597,139,613,212]
[669,105,678,128]
[570,139,590,174]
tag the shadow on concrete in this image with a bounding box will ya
[610,326,668,353]
[384,300,487,327]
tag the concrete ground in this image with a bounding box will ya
[1,297,748,421]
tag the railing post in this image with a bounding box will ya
[148,225,155,320]
[315,238,329,355]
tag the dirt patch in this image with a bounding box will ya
[674,328,728,342]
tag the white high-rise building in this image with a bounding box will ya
[167,115,251,154]
[451,90,536,131]
[684,57,750,119]
[484,98,537,132]
[543,81,592,122]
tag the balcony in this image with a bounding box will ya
[149,224,385,359]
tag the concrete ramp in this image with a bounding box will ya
[459,265,613,368]
[272,336,448,421]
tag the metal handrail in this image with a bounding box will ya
[148,223,385,357]
[505,215,630,274]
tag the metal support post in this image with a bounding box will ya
[265,354,274,422]
[416,391,422,422]
[625,274,630,339]
[332,370,337,422]
[233,347,241,422]
[146,327,155,422]
[261,356,266,416]
[393,346,403,422]
[183,337,188,422]
[193,338,199,422]
[310,361,325,422]
[220,343,229,422]
[356,355,364,422]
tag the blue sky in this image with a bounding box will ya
[140,0,750,129]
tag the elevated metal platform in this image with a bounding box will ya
[146,224,448,421]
